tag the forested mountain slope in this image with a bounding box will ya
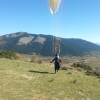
[0,32,100,56]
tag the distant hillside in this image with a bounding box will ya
[0,32,100,56]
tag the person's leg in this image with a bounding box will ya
[55,66,57,74]
[56,63,60,72]
[55,68,56,74]
[57,69,59,72]
[55,64,57,74]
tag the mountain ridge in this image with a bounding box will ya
[0,32,100,56]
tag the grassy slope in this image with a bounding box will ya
[0,58,100,100]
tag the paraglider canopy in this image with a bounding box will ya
[48,0,62,14]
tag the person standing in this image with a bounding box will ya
[50,53,62,74]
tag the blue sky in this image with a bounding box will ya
[0,0,100,43]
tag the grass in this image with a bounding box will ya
[0,58,100,100]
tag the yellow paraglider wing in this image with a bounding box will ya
[48,0,62,14]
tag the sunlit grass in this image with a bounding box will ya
[0,58,100,100]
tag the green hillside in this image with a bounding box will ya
[0,58,100,100]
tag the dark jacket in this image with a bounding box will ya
[51,56,62,69]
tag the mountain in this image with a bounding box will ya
[0,32,100,56]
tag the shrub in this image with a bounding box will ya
[31,55,42,63]
[14,53,23,60]
[71,63,100,78]
[0,50,16,59]
[76,67,83,71]
[61,65,68,70]
[37,59,43,64]
[85,70,95,76]
[31,55,38,62]
[71,63,92,71]
[95,69,100,76]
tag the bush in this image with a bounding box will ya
[0,50,16,59]
[37,59,43,64]
[85,70,95,76]
[85,69,100,77]
[14,53,23,60]
[31,55,42,63]
[71,63,92,71]
[31,55,38,62]
[71,63,100,78]
[61,65,68,70]
[95,69,100,76]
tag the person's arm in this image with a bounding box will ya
[59,59,62,63]
[50,58,55,63]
